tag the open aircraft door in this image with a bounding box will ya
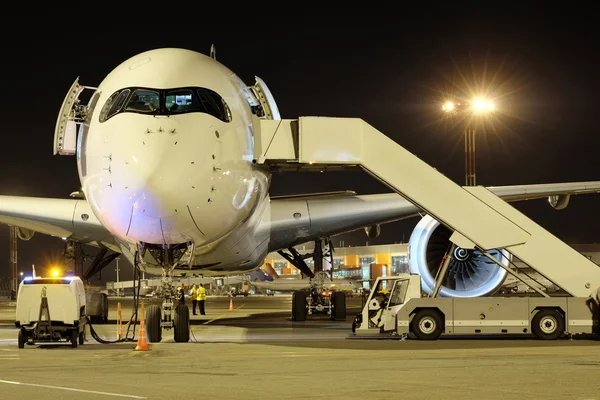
[248,76,281,120]
[53,78,98,155]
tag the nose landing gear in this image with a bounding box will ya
[137,244,191,343]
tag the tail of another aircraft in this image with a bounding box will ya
[261,263,280,279]
[249,268,273,282]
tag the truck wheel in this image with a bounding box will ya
[411,309,443,340]
[174,304,190,343]
[71,330,78,348]
[532,309,564,340]
[292,291,307,321]
[330,292,347,321]
[146,305,162,343]
[18,330,24,349]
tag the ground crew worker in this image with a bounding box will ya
[177,283,186,305]
[197,283,207,315]
[190,284,199,315]
[588,286,600,335]
[593,286,600,307]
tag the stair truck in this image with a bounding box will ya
[351,274,598,340]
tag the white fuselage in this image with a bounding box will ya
[77,48,271,275]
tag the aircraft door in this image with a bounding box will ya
[54,77,97,155]
[249,76,281,120]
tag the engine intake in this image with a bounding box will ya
[408,215,510,297]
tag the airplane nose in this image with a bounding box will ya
[97,116,218,244]
[86,114,259,246]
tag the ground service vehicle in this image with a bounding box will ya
[15,276,87,348]
[352,274,598,340]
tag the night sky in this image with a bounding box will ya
[1,10,599,283]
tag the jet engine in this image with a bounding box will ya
[548,194,570,210]
[408,215,510,297]
[364,224,381,239]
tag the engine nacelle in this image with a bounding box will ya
[548,194,570,210]
[408,215,510,297]
[364,225,381,239]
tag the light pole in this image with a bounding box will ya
[442,98,495,186]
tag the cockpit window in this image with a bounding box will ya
[125,89,159,113]
[165,89,198,113]
[99,86,232,123]
[99,89,131,122]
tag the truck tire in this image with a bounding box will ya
[531,309,564,340]
[411,309,443,340]
[146,305,162,343]
[292,291,307,321]
[174,304,190,343]
[18,330,24,349]
[330,292,347,321]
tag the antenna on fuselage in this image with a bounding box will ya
[210,44,216,60]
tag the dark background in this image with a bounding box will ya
[1,9,599,282]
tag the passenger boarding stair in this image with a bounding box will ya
[253,116,600,297]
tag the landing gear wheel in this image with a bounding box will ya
[18,330,24,349]
[146,304,162,343]
[411,309,443,340]
[174,304,190,343]
[292,291,307,321]
[532,309,564,340]
[78,330,85,345]
[330,291,347,321]
[71,329,78,348]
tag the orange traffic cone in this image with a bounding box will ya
[135,303,150,351]
[229,298,234,311]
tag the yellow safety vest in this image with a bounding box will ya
[197,286,206,301]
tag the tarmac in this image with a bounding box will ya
[1,295,600,399]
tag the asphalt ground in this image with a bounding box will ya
[1,295,599,399]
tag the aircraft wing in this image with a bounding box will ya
[268,181,600,251]
[0,195,118,250]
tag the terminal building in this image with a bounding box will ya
[261,242,409,288]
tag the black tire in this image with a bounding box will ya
[411,309,443,340]
[18,330,24,349]
[531,309,564,340]
[330,292,347,321]
[146,305,162,343]
[292,291,307,321]
[71,330,78,348]
[78,329,85,345]
[174,304,190,343]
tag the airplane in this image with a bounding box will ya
[2,47,600,341]
[248,264,361,293]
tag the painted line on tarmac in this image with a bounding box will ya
[0,379,146,398]
[201,304,246,325]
